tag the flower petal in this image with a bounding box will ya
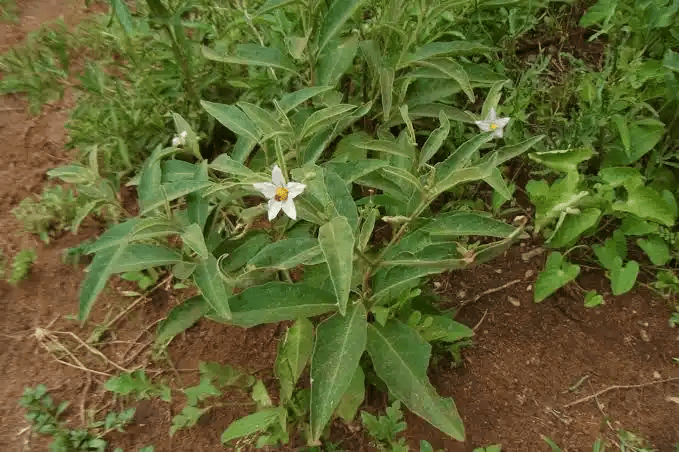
[487,108,497,121]
[268,199,283,220]
[271,164,285,186]
[286,182,306,198]
[492,128,504,138]
[475,121,491,132]
[495,117,511,127]
[281,198,297,220]
[253,182,276,199]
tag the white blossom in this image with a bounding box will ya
[475,108,510,138]
[253,164,305,221]
[172,131,188,147]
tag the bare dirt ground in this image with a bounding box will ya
[0,1,677,452]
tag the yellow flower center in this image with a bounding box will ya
[274,186,289,201]
[489,123,498,130]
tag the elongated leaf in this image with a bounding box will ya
[201,100,260,142]
[400,41,493,68]
[84,218,140,254]
[193,255,231,321]
[182,224,209,259]
[324,159,388,183]
[300,104,356,140]
[482,135,545,167]
[155,296,211,346]
[79,245,127,321]
[366,320,464,440]
[318,217,355,314]
[111,0,135,35]
[256,0,300,15]
[162,160,197,182]
[238,101,285,138]
[317,38,358,87]
[111,244,182,273]
[250,237,324,270]
[310,303,367,442]
[188,163,210,230]
[275,318,314,402]
[223,282,337,327]
[278,86,334,113]
[141,180,211,214]
[210,154,256,178]
[317,0,364,54]
[221,407,285,445]
[380,67,395,120]
[325,171,359,231]
[355,139,415,160]
[435,133,493,185]
[420,111,450,166]
[335,365,365,423]
[203,45,297,73]
[417,58,474,102]
[547,208,601,248]
[425,212,519,238]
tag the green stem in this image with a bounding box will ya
[274,138,288,178]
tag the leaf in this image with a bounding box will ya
[534,252,581,302]
[79,245,128,321]
[417,316,473,343]
[104,370,170,402]
[324,159,388,183]
[317,0,364,54]
[614,181,676,226]
[171,406,209,436]
[335,365,365,423]
[193,255,231,321]
[400,41,493,68]
[663,49,679,73]
[637,235,671,266]
[300,104,356,140]
[256,0,300,15]
[182,224,209,259]
[184,375,221,406]
[110,244,182,273]
[416,58,475,102]
[141,180,212,215]
[584,290,604,308]
[610,258,639,296]
[425,212,520,238]
[579,0,617,27]
[209,154,256,178]
[237,101,285,137]
[275,318,314,402]
[325,170,359,231]
[547,208,601,248]
[310,303,367,443]
[366,320,464,440]
[171,113,200,158]
[111,0,135,35]
[202,45,297,73]
[223,283,337,327]
[592,229,627,270]
[201,100,260,142]
[221,408,285,445]
[318,217,355,315]
[419,111,450,166]
[380,67,395,121]
[434,133,494,186]
[278,86,334,113]
[317,38,358,87]
[249,237,323,270]
[528,148,594,173]
[155,296,211,346]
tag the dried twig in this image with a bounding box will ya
[472,309,488,331]
[80,374,92,425]
[105,275,172,329]
[563,376,679,408]
[455,279,522,309]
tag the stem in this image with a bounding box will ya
[274,138,288,178]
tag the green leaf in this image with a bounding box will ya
[104,370,170,402]
[237,101,286,138]
[79,245,127,321]
[202,44,297,73]
[300,104,356,140]
[249,237,323,270]
[335,365,365,423]
[366,320,464,440]
[316,0,364,54]
[310,303,367,443]
[155,296,211,346]
[221,407,285,445]
[325,170,359,231]
[141,180,212,215]
[223,283,337,327]
[278,86,334,113]
[171,113,200,159]
[534,252,580,302]
[425,212,520,238]
[419,111,450,166]
[416,58,475,102]
[193,255,231,321]
[584,290,604,308]
[528,148,594,173]
[547,208,601,248]
[637,235,671,266]
[256,0,301,15]
[417,316,473,343]
[275,318,314,402]
[614,181,676,226]
[110,244,182,273]
[663,49,679,73]
[318,217,355,315]
[184,375,221,406]
[380,67,395,121]
[434,133,494,187]
[209,154,256,178]
[324,159,388,183]
[610,258,639,296]
[111,0,135,35]
[84,218,140,254]
[182,224,209,259]
[171,405,209,436]
[201,100,260,142]
[592,229,627,270]
[162,160,197,182]
[400,41,493,68]
[579,0,617,27]
[317,38,358,87]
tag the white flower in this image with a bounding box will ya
[475,108,510,138]
[253,164,305,221]
[172,131,188,147]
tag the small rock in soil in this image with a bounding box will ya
[521,247,545,262]
[524,269,534,279]
[640,330,650,342]
[508,296,521,307]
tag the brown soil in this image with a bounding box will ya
[1,2,678,452]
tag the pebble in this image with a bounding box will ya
[653,371,661,379]
[526,284,533,292]
[457,290,466,299]
[521,247,545,262]
[508,296,521,307]
[640,329,650,342]
[524,269,534,279]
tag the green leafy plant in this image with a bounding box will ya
[12,186,83,243]
[19,384,135,452]
[8,248,37,285]
[473,445,502,452]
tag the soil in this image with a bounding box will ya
[1,2,678,452]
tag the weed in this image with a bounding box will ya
[8,248,36,284]
[13,186,82,243]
